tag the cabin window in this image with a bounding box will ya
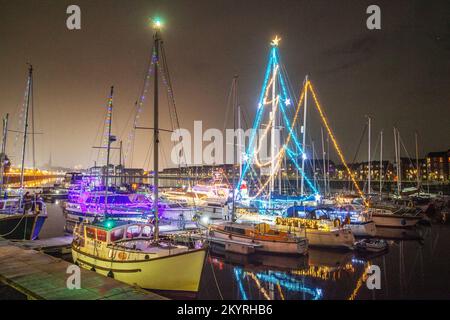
[110,228,124,242]
[126,225,142,239]
[224,226,245,235]
[86,227,96,239]
[96,229,107,242]
[141,226,152,237]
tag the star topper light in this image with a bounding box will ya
[271,35,281,47]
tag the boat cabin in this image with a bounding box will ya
[76,220,154,245]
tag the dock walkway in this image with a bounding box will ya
[0,238,166,300]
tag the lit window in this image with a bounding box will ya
[110,228,124,242]
[142,226,152,237]
[126,225,141,239]
[86,227,96,239]
[97,229,107,242]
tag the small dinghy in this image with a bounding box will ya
[355,239,388,253]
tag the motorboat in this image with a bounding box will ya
[208,221,308,255]
[72,219,206,292]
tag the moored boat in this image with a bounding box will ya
[72,219,206,292]
[355,239,388,253]
[209,221,308,255]
[0,197,47,240]
[366,205,424,228]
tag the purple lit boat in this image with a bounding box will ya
[63,189,195,233]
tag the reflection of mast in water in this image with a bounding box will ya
[383,255,389,297]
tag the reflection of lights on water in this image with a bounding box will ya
[348,262,372,300]
[351,258,366,265]
[255,271,323,300]
[234,267,248,300]
[233,266,323,300]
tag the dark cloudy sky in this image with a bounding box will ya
[0,0,449,170]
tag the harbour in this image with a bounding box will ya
[1,178,449,300]
[1,0,449,305]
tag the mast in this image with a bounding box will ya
[321,127,326,195]
[367,115,371,195]
[312,140,316,190]
[397,129,402,195]
[327,133,330,195]
[153,26,161,240]
[270,51,277,196]
[0,113,9,193]
[379,130,383,199]
[20,65,33,190]
[300,75,308,195]
[31,72,36,171]
[104,86,114,216]
[231,75,238,222]
[415,132,420,194]
[119,140,123,167]
[237,105,242,178]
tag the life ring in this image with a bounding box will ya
[333,218,341,228]
[117,252,127,260]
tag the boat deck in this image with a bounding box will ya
[0,238,167,300]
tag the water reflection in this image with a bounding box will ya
[199,224,447,300]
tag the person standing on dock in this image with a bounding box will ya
[23,192,32,212]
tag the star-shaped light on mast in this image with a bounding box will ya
[271,35,281,47]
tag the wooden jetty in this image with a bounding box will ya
[0,238,166,300]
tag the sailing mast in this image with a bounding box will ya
[153,23,161,241]
[104,86,114,216]
[379,130,383,199]
[20,65,33,191]
[0,114,9,193]
[367,115,371,195]
[300,75,308,195]
[397,129,402,195]
[415,132,420,194]
[269,50,277,197]
[321,127,326,195]
[237,105,242,178]
[231,75,238,222]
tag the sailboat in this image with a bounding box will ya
[0,65,47,240]
[72,21,206,293]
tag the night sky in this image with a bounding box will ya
[1,0,449,170]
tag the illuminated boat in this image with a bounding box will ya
[72,219,206,293]
[365,204,424,228]
[0,66,47,240]
[0,197,47,240]
[161,189,208,207]
[208,221,308,255]
[63,191,195,232]
[289,205,377,237]
[236,210,355,250]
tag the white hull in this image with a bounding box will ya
[304,228,355,249]
[198,206,225,220]
[371,214,421,227]
[349,221,377,237]
[237,213,354,249]
[210,229,308,255]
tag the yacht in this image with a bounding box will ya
[0,195,47,240]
